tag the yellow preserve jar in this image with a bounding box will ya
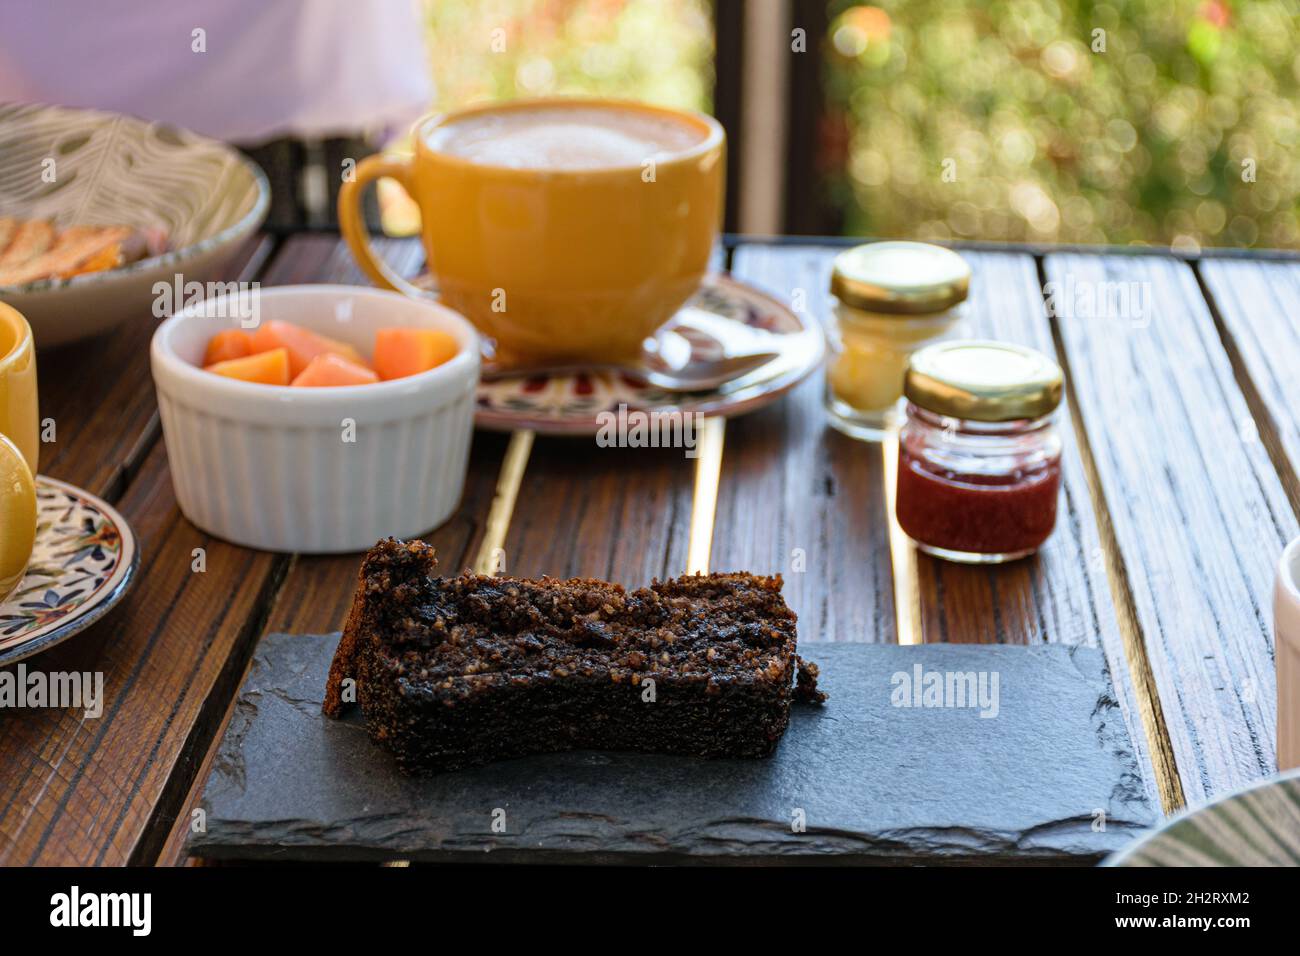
[825,241,971,440]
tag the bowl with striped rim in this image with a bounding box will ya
[1106,768,1300,866]
[0,102,269,346]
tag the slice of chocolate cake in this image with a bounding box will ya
[323,538,810,773]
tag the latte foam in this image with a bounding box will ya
[427,105,707,170]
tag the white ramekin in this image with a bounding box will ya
[150,284,480,554]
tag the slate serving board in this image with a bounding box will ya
[188,633,1156,864]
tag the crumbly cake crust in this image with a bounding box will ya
[795,656,828,704]
[324,538,815,773]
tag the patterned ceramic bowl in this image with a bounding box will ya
[0,103,269,346]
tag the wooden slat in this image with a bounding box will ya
[1046,253,1299,806]
[0,238,278,866]
[259,231,427,291]
[1196,259,1300,510]
[721,245,895,643]
[504,440,694,585]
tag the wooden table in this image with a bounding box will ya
[2,232,1297,866]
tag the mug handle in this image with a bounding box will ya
[338,154,430,299]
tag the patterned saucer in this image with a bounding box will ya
[0,476,139,665]
[474,274,824,435]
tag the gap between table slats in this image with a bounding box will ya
[1194,259,1300,516]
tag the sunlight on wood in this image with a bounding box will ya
[883,427,922,646]
[686,416,726,574]
[474,429,535,575]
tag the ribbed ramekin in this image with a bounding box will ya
[150,285,480,553]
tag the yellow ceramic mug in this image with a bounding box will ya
[0,303,38,600]
[339,98,725,365]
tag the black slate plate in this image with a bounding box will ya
[188,633,1156,864]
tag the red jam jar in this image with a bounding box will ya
[896,341,1064,563]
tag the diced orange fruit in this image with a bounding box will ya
[290,352,380,388]
[205,347,290,386]
[373,327,459,381]
[249,320,366,377]
[203,329,255,366]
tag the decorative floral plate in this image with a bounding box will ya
[0,476,139,665]
[1106,768,1300,866]
[474,273,824,435]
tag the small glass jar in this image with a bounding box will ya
[825,241,971,441]
[895,341,1064,564]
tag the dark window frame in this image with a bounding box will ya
[713,0,834,236]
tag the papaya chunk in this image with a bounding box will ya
[249,320,366,377]
[203,329,255,366]
[204,347,290,386]
[291,352,380,388]
[373,327,459,381]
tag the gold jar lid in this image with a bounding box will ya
[830,241,971,314]
[904,340,1063,422]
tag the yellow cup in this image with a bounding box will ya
[0,303,38,600]
[339,98,725,365]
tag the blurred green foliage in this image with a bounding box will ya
[824,0,1300,248]
[423,0,713,112]
[418,1,1299,248]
